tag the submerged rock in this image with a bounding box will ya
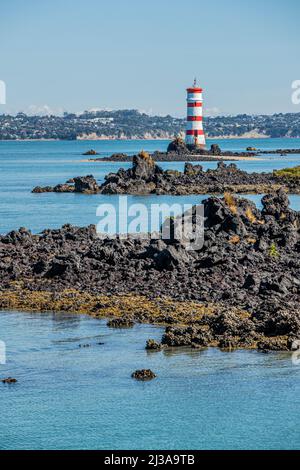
[2,377,17,384]
[83,149,98,156]
[131,369,157,381]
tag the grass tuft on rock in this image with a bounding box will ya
[245,206,257,223]
[224,192,238,214]
[269,242,279,258]
[274,166,300,179]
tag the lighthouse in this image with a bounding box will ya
[185,79,206,148]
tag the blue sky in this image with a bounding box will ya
[1,0,299,116]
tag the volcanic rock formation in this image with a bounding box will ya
[33,152,300,195]
[1,190,300,350]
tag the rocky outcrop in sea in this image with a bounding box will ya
[32,175,100,194]
[89,139,300,163]
[32,151,300,195]
[1,189,300,350]
[131,369,157,380]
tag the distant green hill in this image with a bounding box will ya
[0,109,300,140]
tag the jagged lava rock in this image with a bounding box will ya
[73,175,100,193]
[167,137,190,154]
[1,190,300,348]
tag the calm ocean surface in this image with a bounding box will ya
[1,138,300,234]
[1,310,300,450]
[1,138,300,449]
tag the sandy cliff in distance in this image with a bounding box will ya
[76,131,180,141]
[76,130,270,141]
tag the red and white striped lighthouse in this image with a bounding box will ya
[185,79,206,148]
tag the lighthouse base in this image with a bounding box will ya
[185,135,206,148]
[186,144,206,153]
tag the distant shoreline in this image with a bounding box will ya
[1,136,300,142]
[1,110,300,142]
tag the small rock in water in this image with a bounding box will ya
[83,149,98,156]
[2,377,17,384]
[131,369,157,381]
[145,339,162,350]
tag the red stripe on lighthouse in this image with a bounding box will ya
[187,87,203,93]
[187,102,202,107]
[187,116,202,121]
[186,130,204,136]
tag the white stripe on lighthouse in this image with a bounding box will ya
[187,92,203,101]
[187,107,202,117]
[186,121,204,131]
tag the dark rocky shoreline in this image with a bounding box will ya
[86,140,300,163]
[92,150,255,163]
[1,189,300,351]
[33,151,300,195]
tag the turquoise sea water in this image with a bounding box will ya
[1,310,300,450]
[1,138,300,234]
[1,138,300,450]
